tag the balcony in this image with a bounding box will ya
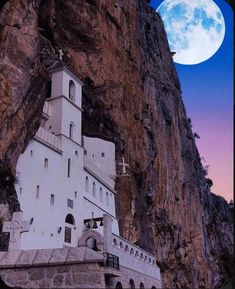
[104,252,119,269]
[34,127,62,153]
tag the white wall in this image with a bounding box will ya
[51,69,82,108]
[15,134,119,249]
[83,137,116,178]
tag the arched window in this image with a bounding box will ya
[86,237,99,251]
[92,182,96,196]
[85,176,89,192]
[100,187,103,202]
[125,245,129,252]
[116,282,123,289]
[64,214,75,244]
[67,158,71,177]
[69,80,75,101]
[65,214,75,225]
[130,248,134,255]
[106,191,109,206]
[129,279,135,289]
[140,283,145,289]
[113,239,118,246]
[69,122,74,139]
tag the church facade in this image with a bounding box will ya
[1,60,161,288]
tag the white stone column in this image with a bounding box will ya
[103,214,112,253]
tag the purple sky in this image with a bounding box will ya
[150,0,233,201]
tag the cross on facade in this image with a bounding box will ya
[58,49,64,60]
[119,157,129,176]
[3,212,30,251]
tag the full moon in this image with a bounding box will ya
[157,0,225,65]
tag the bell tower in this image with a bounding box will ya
[44,59,83,145]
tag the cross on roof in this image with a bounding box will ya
[58,49,64,60]
[119,157,129,175]
[3,212,30,251]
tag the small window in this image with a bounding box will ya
[75,150,78,156]
[106,191,109,206]
[44,158,48,168]
[67,158,71,178]
[50,194,55,205]
[30,150,33,157]
[46,80,52,99]
[67,199,74,208]
[92,182,96,197]
[69,123,74,139]
[100,187,103,202]
[84,150,87,155]
[19,187,22,194]
[92,154,95,158]
[69,80,75,101]
[74,191,77,198]
[125,245,129,252]
[85,176,89,192]
[101,152,105,157]
[36,185,40,199]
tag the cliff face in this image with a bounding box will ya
[0,0,233,288]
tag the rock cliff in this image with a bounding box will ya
[0,0,233,288]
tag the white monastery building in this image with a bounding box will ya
[11,60,161,287]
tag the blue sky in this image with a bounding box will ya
[150,0,233,201]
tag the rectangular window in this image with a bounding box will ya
[30,150,33,157]
[44,158,48,168]
[101,152,105,157]
[50,194,55,205]
[67,199,74,208]
[67,158,71,178]
[64,227,72,243]
[36,185,40,199]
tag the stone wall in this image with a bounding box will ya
[0,247,105,288]
[0,247,161,288]
[1,263,106,288]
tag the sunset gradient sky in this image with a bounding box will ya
[150,0,233,201]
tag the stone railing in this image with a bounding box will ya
[34,127,62,152]
[84,156,115,189]
[42,101,52,117]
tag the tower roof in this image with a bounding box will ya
[50,60,84,86]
